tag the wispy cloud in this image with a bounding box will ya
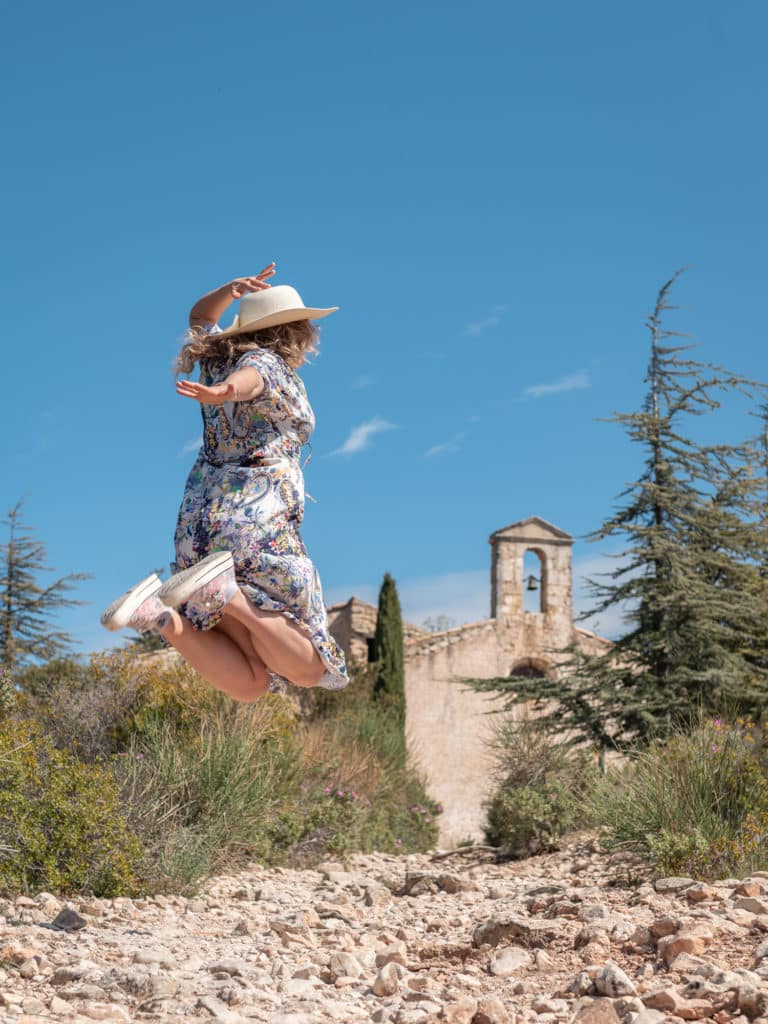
[425,431,466,457]
[464,304,506,336]
[524,372,590,399]
[351,374,375,390]
[329,416,397,456]
[181,435,202,455]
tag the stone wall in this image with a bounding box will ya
[326,517,612,848]
[404,620,506,844]
[327,597,428,667]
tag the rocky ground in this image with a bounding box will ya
[2,836,768,1024]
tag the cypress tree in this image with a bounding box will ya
[0,500,90,674]
[372,572,406,727]
[462,271,768,753]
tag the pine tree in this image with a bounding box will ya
[372,572,406,728]
[0,500,91,674]
[462,271,768,754]
[743,403,768,681]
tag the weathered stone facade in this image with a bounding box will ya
[327,516,611,847]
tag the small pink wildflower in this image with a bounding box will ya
[395,838,402,847]
[337,790,345,798]
[425,817,431,823]
[350,791,358,800]
[324,786,332,794]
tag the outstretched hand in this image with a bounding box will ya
[176,379,235,405]
[230,262,276,298]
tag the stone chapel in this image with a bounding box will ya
[326,517,611,846]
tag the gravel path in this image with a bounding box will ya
[2,837,768,1024]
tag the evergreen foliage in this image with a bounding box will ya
[0,500,91,674]
[372,573,406,729]
[462,271,768,753]
[748,404,768,677]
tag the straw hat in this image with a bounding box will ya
[216,285,338,338]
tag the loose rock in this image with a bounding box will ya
[373,962,401,997]
[488,946,532,977]
[571,998,622,1024]
[594,962,636,997]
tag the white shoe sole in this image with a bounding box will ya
[101,574,161,632]
[157,551,235,609]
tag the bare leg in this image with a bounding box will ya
[223,589,325,688]
[157,609,270,702]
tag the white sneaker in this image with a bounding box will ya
[101,574,165,632]
[157,551,237,611]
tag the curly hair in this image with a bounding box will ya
[175,319,320,374]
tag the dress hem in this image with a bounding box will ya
[180,582,349,692]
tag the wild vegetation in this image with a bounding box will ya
[472,272,768,877]
[0,500,91,672]
[0,648,439,897]
[0,535,438,898]
[3,270,768,892]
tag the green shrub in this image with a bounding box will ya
[483,714,601,856]
[16,652,440,894]
[114,693,303,890]
[0,666,17,720]
[594,717,768,878]
[16,650,223,762]
[295,699,438,859]
[0,718,142,896]
[115,669,439,889]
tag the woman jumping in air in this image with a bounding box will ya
[101,263,350,699]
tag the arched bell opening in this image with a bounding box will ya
[523,548,546,614]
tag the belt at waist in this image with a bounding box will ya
[201,451,301,469]
[201,438,308,468]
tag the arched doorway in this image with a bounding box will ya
[509,657,551,679]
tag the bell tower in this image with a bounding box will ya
[489,516,574,652]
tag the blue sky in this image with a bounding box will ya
[2,1,766,654]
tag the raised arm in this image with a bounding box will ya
[188,263,276,326]
[176,367,265,405]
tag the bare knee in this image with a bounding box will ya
[247,659,271,698]
[294,654,326,689]
[228,660,270,702]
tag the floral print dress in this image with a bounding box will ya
[173,326,349,693]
